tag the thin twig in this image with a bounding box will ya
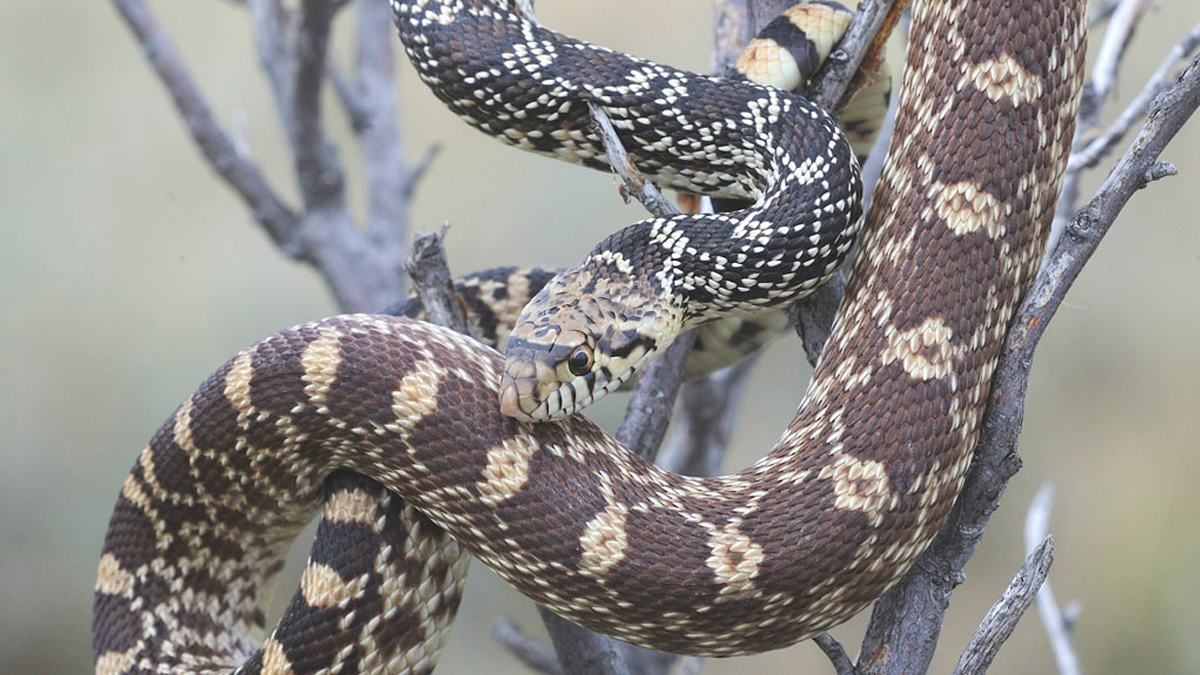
[1069,20,1200,171]
[1089,0,1151,103]
[814,634,859,675]
[586,102,681,218]
[952,537,1055,675]
[809,0,908,113]
[1025,485,1084,675]
[110,0,301,256]
[328,60,371,132]
[402,142,444,202]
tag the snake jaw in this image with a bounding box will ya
[500,324,609,421]
[500,313,666,421]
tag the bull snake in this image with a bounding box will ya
[92,0,1087,673]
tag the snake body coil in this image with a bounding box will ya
[93,1,1087,673]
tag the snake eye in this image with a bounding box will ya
[567,346,594,377]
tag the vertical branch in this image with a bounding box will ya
[290,0,346,209]
[353,0,412,238]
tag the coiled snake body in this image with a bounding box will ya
[93,1,1086,673]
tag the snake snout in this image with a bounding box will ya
[499,348,560,421]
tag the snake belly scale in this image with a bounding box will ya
[92,1,1087,674]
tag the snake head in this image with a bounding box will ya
[499,266,678,422]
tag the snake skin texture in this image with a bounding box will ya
[92,0,1087,673]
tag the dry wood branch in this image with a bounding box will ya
[116,0,421,312]
[405,228,474,338]
[110,0,301,255]
[1025,485,1084,675]
[353,0,412,239]
[402,142,443,202]
[247,0,298,132]
[1070,20,1200,171]
[815,634,860,675]
[1088,0,1151,104]
[586,102,682,218]
[809,0,908,113]
[952,537,1054,675]
[290,0,347,209]
[493,618,563,675]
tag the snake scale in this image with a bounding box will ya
[93,0,1086,673]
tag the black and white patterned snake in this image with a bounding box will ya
[92,0,1087,673]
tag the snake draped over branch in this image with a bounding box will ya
[92,1,1087,674]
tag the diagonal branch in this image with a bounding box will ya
[291,0,347,209]
[110,0,302,256]
[952,537,1055,675]
[1025,485,1084,675]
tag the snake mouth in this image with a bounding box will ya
[498,337,661,422]
[498,345,609,422]
[498,348,560,421]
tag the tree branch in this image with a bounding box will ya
[809,0,909,113]
[493,618,563,675]
[586,102,682,217]
[816,633,860,675]
[115,0,418,313]
[1069,20,1200,171]
[110,0,302,256]
[405,227,474,338]
[1024,485,1084,675]
[952,537,1055,675]
[290,0,347,209]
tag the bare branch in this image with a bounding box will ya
[1025,486,1085,675]
[815,634,859,675]
[586,102,681,217]
[405,227,473,337]
[1089,0,1152,103]
[402,142,444,202]
[493,618,563,675]
[952,537,1055,675]
[1069,20,1200,171]
[110,0,301,255]
[809,0,909,113]
[658,359,756,477]
[247,0,297,128]
[328,59,371,132]
[290,0,348,209]
[353,0,413,240]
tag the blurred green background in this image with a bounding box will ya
[2,0,1198,673]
